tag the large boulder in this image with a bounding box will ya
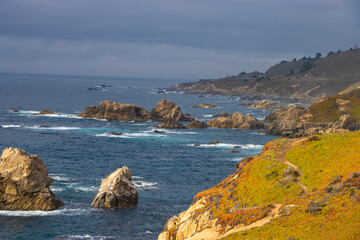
[91,167,138,208]
[0,148,64,211]
[79,100,152,122]
[151,99,193,122]
[207,113,264,129]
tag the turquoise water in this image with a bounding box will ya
[0,73,277,239]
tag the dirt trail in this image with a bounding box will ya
[277,138,309,193]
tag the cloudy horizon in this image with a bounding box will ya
[0,0,359,80]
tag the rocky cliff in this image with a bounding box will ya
[0,148,64,211]
[168,49,360,104]
[207,113,264,129]
[159,131,360,239]
[151,99,194,122]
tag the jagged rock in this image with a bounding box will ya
[151,99,193,122]
[233,146,241,149]
[91,166,138,208]
[191,103,217,108]
[154,121,187,129]
[79,100,152,122]
[0,148,64,211]
[39,125,50,128]
[10,109,19,113]
[39,110,55,115]
[209,140,220,145]
[229,150,239,153]
[154,130,166,134]
[186,120,208,129]
[212,112,231,118]
[208,113,264,129]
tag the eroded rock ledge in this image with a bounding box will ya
[0,148,64,211]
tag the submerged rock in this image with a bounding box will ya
[79,100,152,122]
[151,99,193,122]
[207,112,264,129]
[10,109,19,113]
[154,121,187,129]
[0,148,64,211]
[107,131,123,136]
[91,166,138,208]
[209,140,220,145]
[212,112,231,118]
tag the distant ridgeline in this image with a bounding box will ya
[168,48,360,104]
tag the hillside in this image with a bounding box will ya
[168,48,360,103]
[159,131,360,239]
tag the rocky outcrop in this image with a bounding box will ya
[249,100,295,110]
[191,103,217,108]
[91,166,138,208]
[0,148,64,211]
[79,100,152,122]
[207,113,264,129]
[39,110,55,115]
[186,120,208,129]
[154,121,187,129]
[151,99,193,122]
[264,99,359,138]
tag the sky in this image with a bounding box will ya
[0,0,359,80]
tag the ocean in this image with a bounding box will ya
[0,73,277,240]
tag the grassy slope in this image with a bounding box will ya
[224,131,360,240]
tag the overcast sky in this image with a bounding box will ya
[0,0,359,79]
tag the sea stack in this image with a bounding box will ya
[91,167,138,208]
[151,99,194,122]
[0,148,64,211]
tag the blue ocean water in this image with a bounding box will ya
[0,73,277,240]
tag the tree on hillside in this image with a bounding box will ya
[327,51,334,56]
[316,52,322,59]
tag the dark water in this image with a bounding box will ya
[0,73,277,240]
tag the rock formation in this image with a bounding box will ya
[191,103,217,108]
[207,112,264,129]
[39,110,55,115]
[0,148,64,211]
[91,166,138,208]
[78,100,152,122]
[151,99,193,122]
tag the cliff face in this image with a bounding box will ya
[168,49,360,104]
[159,131,360,239]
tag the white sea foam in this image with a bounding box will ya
[28,126,81,131]
[0,208,93,217]
[64,235,116,239]
[134,181,159,190]
[73,186,98,192]
[1,124,24,128]
[203,115,213,118]
[49,175,73,181]
[18,110,39,114]
[188,143,263,149]
[50,187,64,192]
[132,176,143,179]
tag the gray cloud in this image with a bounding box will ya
[0,0,359,78]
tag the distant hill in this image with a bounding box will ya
[168,48,360,103]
